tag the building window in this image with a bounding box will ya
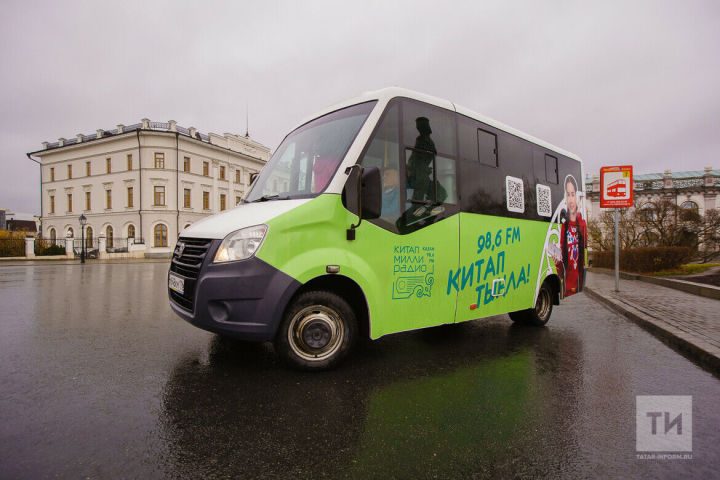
[127,224,135,238]
[67,165,72,179]
[85,191,91,211]
[106,157,112,174]
[184,188,191,208]
[235,169,241,183]
[219,166,226,180]
[203,191,209,210]
[49,228,56,242]
[106,226,114,248]
[86,226,93,248]
[154,186,165,206]
[183,157,190,172]
[127,187,134,207]
[680,201,700,221]
[67,193,73,212]
[106,189,112,209]
[203,161,209,176]
[127,154,132,170]
[49,195,55,214]
[154,152,165,169]
[154,224,168,247]
[86,161,91,176]
[220,194,226,211]
[50,167,55,182]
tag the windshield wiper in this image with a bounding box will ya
[251,194,290,202]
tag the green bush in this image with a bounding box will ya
[592,247,692,273]
[0,237,25,257]
[40,244,66,256]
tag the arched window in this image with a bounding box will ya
[67,227,74,238]
[185,223,191,229]
[106,226,113,248]
[86,226,93,248]
[49,228,56,243]
[639,203,658,222]
[680,201,699,221]
[127,224,135,238]
[154,224,168,247]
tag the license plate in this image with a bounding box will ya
[168,273,184,295]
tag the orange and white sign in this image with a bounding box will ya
[600,165,633,208]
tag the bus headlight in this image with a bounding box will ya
[214,225,268,263]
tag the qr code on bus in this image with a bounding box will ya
[506,176,525,213]
[536,184,552,217]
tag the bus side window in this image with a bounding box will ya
[545,154,558,184]
[359,104,402,222]
[403,102,457,206]
[477,129,497,167]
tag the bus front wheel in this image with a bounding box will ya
[275,290,357,370]
[508,281,553,327]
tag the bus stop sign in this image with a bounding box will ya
[600,165,633,208]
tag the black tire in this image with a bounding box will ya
[526,281,553,327]
[507,281,553,327]
[275,290,357,371]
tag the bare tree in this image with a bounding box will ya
[588,208,645,251]
[697,209,720,263]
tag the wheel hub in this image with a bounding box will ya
[302,318,332,349]
[288,306,344,361]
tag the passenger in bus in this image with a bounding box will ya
[381,167,400,218]
[312,155,338,193]
[561,175,586,296]
[406,117,447,204]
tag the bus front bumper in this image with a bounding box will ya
[169,255,301,342]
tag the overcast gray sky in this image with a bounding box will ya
[2,0,719,214]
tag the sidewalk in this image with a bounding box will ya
[585,270,720,374]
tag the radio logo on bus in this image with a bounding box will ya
[600,165,633,208]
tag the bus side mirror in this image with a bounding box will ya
[344,165,382,240]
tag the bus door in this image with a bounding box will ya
[453,117,535,323]
[356,98,460,336]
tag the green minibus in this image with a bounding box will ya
[168,88,587,370]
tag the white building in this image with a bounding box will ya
[28,119,270,256]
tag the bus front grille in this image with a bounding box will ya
[169,237,214,312]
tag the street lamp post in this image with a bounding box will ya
[79,214,87,264]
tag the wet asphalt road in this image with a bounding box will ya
[1,261,719,479]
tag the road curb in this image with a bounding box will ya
[590,267,720,301]
[584,286,720,376]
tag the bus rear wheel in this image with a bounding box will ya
[275,291,357,370]
[508,281,553,327]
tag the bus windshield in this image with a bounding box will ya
[246,101,377,202]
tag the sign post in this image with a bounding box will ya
[600,166,633,292]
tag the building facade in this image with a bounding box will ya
[585,167,719,222]
[28,119,270,254]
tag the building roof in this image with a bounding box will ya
[7,219,37,233]
[586,168,719,184]
[28,119,270,161]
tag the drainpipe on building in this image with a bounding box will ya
[136,129,143,241]
[26,153,42,235]
[176,132,180,241]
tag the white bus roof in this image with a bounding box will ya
[293,87,581,162]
